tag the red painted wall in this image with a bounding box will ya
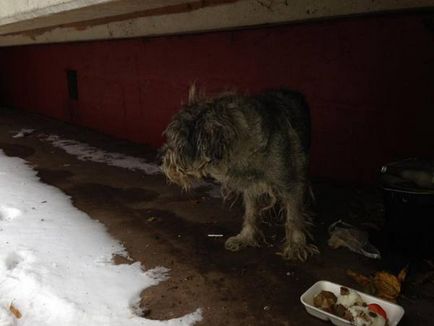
[0,13,433,182]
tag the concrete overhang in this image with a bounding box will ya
[0,0,432,46]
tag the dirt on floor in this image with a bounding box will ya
[0,107,432,326]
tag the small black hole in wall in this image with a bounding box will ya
[66,69,78,100]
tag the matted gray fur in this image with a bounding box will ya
[161,86,319,261]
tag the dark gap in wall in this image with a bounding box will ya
[66,69,78,100]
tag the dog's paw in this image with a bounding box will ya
[278,242,319,262]
[224,235,261,252]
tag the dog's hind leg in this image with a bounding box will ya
[225,191,264,251]
[279,184,319,262]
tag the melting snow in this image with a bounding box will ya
[0,150,202,326]
[43,134,221,198]
[12,129,35,139]
[44,135,161,175]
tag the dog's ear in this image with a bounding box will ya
[163,116,196,168]
[196,114,237,162]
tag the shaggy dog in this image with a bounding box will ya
[161,86,319,261]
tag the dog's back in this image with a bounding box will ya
[254,89,311,153]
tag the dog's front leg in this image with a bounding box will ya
[280,184,319,261]
[225,191,264,251]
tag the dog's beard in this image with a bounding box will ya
[161,149,204,190]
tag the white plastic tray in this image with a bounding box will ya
[300,280,405,326]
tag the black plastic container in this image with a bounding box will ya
[381,158,434,257]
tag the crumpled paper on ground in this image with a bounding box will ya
[328,220,381,259]
[347,267,408,302]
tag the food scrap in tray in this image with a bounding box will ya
[313,287,388,326]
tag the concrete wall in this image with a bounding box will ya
[0,12,433,182]
[1,0,432,46]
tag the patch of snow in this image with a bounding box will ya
[12,129,35,138]
[44,135,161,175]
[0,306,15,326]
[0,150,202,326]
[0,206,22,221]
[42,134,221,198]
[43,134,221,198]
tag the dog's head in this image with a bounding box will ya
[161,85,237,189]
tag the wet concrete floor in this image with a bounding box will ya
[0,107,432,326]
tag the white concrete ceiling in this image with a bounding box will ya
[0,0,112,26]
[0,0,432,46]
